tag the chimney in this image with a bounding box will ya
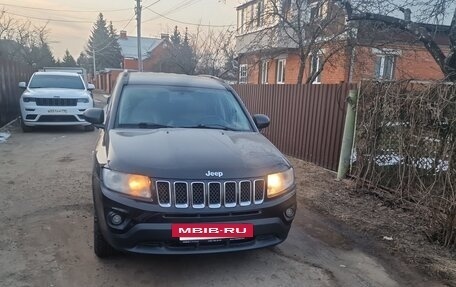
[120,30,127,40]
[161,33,170,41]
[399,7,412,21]
[404,9,411,21]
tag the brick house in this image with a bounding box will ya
[235,0,450,85]
[118,30,170,71]
[96,31,172,92]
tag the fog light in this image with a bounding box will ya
[285,207,295,219]
[111,213,123,225]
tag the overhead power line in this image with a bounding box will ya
[0,0,160,13]
[143,7,234,27]
[0,2,133,12]
[2,11,132,23]
[142,0,202,23]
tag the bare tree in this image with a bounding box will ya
[0,10,55,67]
[239,0,350,84]
[0,10,16,40]
[193,27,238,80]
[338,0,456,80]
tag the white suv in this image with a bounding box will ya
[19,72,95,132]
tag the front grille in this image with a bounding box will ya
[174,182,188,208]
[208,183,222,208]
[239,181,252,206]
[254,180,265,204]
[224,182,236,207]
[191,183,205,208]
[36,98,78,106]
[37,115,78,122]
[157,182,171,207]
[155,179,265,209]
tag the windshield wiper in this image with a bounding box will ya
[135,122,173,129]
[182,124,240,131]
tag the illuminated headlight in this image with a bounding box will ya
[267,168,294,198]
[22,97,35,103]
[78,98,90,103]
[102,169,152,199]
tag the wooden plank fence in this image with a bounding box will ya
[0,58,33,127]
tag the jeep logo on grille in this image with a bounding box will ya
[205,171,223,177]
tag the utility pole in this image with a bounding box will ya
[135,0,143,72]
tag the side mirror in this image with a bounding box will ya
[253,114,270,130]
[19,82,27,89]
[87,84,95,91]
[83,108,105,129]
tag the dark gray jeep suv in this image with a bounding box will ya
[84,72,296,257]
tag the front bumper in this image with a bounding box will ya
[20,102,93,126]
[93,177,297,255]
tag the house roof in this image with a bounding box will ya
[357,21,451,46]
[118,36,163,59]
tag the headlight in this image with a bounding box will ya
[267,168,294,198]
[102,169,152,199]
[23,97,35,102]
[78,98,90,103]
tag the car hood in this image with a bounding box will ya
[23,88,88,98]
[106,129,291,179]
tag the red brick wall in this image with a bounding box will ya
[321,49,349,84]
[240,43,446,85]
[351,45,445,82]
[241,52,348,85]
[143,42,169,72]
[123,58,138,70]
[285,54,300,84]
[395,48,444,80]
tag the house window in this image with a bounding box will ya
[310,6,319,22]
[309,2,327,22]
[256,0,264,27]
[239,64,248,84]
[276,59,286,84]
[310,54,322,84]
[240,9,245,33]
[260,60,269,84]
[374,55,395,80]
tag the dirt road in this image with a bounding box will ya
[0,95,445,287]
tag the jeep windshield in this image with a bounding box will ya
[29,75,85,89]
[116,85,253,131]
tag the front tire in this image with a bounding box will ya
[93,215,116,258]
[21,119,33,133]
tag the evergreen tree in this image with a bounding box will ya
[77,52,91,71]
[170,26,181,47]
[180,27,197,74]
[37,43,56,67]
[162,26,197,74]
[62,49,76,67]
[107,22,122,68]
[86,13,122,73]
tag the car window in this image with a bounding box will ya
[29,75,85,90]
[116,85,253,131]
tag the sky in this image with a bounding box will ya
[0,0,245,59]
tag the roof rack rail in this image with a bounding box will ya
[198,74,226,83]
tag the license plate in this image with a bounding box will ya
[172,223,254,241]
[48,109,67,113]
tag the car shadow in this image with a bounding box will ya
[28,125,93,134]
